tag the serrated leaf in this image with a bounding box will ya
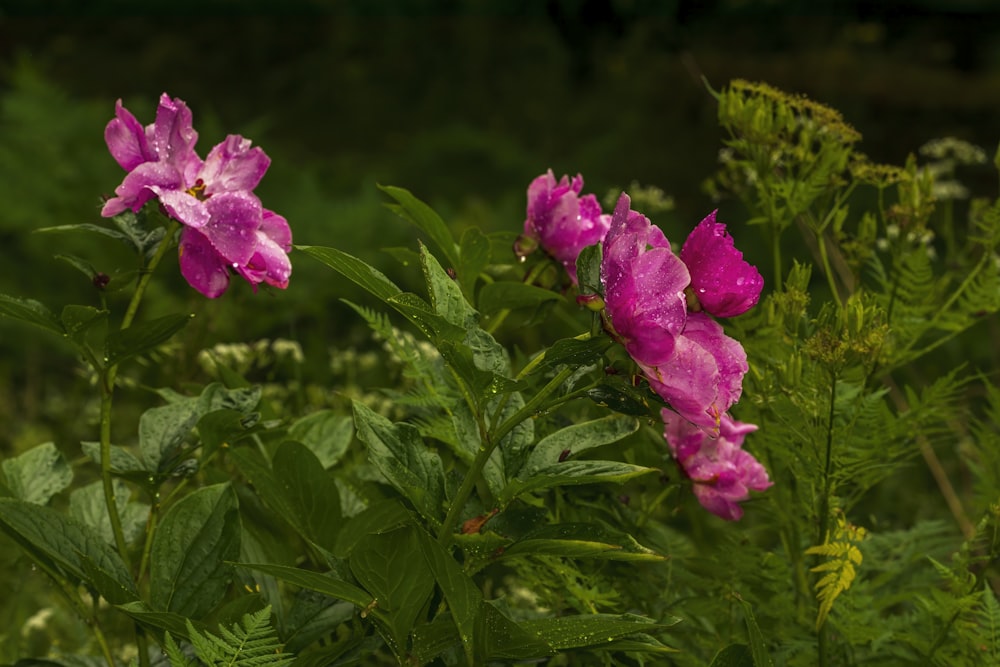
[380,184,459,269]
[523,414,639,475]
[106,313,192,365]
[288,410,355,468]
[149,483,240,619]
[2,442,72,505]
[499,461,657,504]
[298,244,402,303]
[271,441,343,551]
[352,401,445,526]
[349,525,436,659]
[0,294,63,334]
[477,281,563,316]
[0,498,138,603]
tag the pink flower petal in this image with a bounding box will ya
[662,408,771,521]
[105,99,154,172]
[199,135,271,195]
[200,191,264,266]
[178,227,230,298]
[681,211,763,318]
[523,170,611,283]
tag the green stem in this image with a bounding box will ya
[96,219,180,663]
[816,371,838,667]
[816,229,843,307]
[99,221,180,570]
[485,259,553,334]
[438,365,576,546]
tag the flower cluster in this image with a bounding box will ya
[102,94,291,298]
[599,192,768,519]
[521,169,769,520]
[518,170,611,284]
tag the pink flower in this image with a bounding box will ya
[601,193,689,372]
[101,94,200,218]
[101,94,291,299]
[646,312,749,431]
[521,170,611,284]
[680,211,763,318]
[663,409,772,521]
[600,194,756,430]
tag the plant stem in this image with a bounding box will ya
[99,221,180,570]
[438,365,576,546]
[816,371,838,667]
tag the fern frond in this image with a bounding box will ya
[163,631,197,667]
[805,513,867,630]
[185,605,293,667]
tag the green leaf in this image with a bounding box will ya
[149,483,241,619]
[529,336,610,375]
[349,526,436,659]
[352,401,445,526]
[37,222,137,245]
[499,461,657,504]
[421,242,476,327]
[106,312,193,365]
[234,562,373,609]
[298,244,402,303]
[519,613,665,650]
[588,380,660,417]
[60,305,108,355]
[477,602,555,660]
[2,442,72,505]
[576,243,603,296]
[271,441,343,551]
[0,294,63,334]
[196,409,255,462]
[501,523,664,562]
[709,644,754,667]
[332,498,413,559]
[737,596,774,667]
[69,479,149,546]
[80,441,145,475]
[138,394,205,473]
[415,528,482,663]
[288,410,355,469]
[380,184,459,270]
[118,600,202,641]
[477,281,562,316]
[523,414,639,475]
[0,498,138,603]
[458,226,491,300]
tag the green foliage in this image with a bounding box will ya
[5,72,1000,667]
[164,606,293,667]
[805,513,867,630]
